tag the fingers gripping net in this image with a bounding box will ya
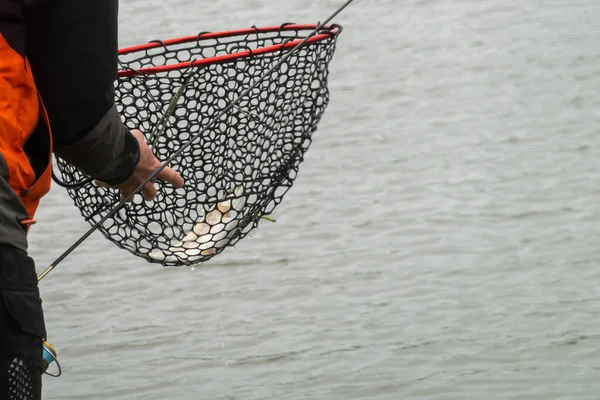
[54,24,341,266]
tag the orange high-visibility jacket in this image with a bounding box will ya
[0,0,140,251]
[0,34,53,230]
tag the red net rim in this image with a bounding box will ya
[117,23,342,77]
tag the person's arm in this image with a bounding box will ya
[25,0,183,198]
[25,0,139,185]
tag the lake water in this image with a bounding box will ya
[30,0,600,399]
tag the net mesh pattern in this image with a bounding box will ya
[7,358,35,400]
[53,25,340,266]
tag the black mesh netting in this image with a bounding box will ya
[6,358,36,400]
[53,24,341,266]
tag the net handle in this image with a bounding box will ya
[117,24,342,78]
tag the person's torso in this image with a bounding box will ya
[0,2,53,250]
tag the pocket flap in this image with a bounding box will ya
[1,290,46,340]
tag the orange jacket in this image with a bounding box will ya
[0,34,52,229]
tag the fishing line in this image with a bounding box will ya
[38,0,356,281]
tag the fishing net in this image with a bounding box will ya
[53,23,342,266]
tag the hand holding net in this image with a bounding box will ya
[53,24,342,266]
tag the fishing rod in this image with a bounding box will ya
[38,0,356,282]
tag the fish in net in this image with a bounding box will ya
[52,23,342,266]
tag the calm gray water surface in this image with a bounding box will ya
[29,0,600,398]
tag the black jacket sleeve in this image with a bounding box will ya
[24,0,139,185]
